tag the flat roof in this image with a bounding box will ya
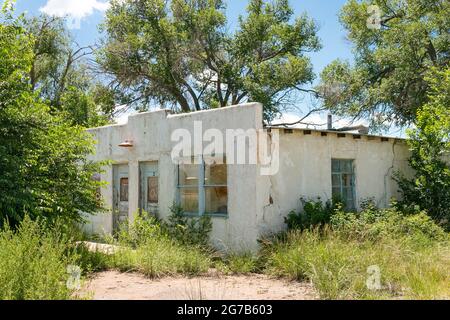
[265,126,407,141]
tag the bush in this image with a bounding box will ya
[266,208,450,299]
[331,206,448,244]
[394,68,450,230]
[215,252,260,275]
[109,211,211,278]
[0,216,78,299]
[285,197,337,230]
[165,204,212,247]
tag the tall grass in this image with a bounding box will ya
[0,216,78,300]
[265,209,450,299]
[107,213,211,278]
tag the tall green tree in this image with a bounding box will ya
[0,3,106,226]
[24,14,113,127]
[98,0,321,121]
[318,0,449,127]
[395,68,450,229]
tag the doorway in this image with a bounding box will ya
[113,164,129,233]
[139,161,159,216]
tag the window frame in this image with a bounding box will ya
[177,155,228,217]
[331,159,356,210]
[119,177,129,202]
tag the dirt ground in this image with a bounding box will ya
[80,270,317,300]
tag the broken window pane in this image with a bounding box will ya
[120,177,128,202]
[147,176,158,203]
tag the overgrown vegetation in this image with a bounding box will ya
[265,201,449,299]
[395,68,450,230]
[285,197,337,230]
[0,216,78,299]
[0,4,106,227]
[102,208,212,278]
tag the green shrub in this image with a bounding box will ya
[165,204,212,247]
[109,211,211,278]
[115,213,163,248]
[266,207,450,299]
[74,244,112,274]
[285,197,337,230]
[331,206,448,243]
[216,252,260,275]
[0,216,78,300]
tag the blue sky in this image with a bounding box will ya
[13,1,392,133]
[15,0,353,77]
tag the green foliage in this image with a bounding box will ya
[115,212,164,248]
[285,197,338,230]
[99,0,320,121]
[166,204,213,247]
[395,68,450,229]
[0,216,77,300]
[73,244,112,274]
[58,84,111,128]
[24,13,115,126]
[215,252,260,275]
[331,205,447,244]
[110,211,211,278]
[318,0,449,127]
[266,207,449,299]
[0,5,106,226]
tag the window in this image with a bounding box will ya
[120,177,129,201]
[331,159,355,210]
[178,156,228,215]
[147,176,158,203]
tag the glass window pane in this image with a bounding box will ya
[332,174,341,187]
[120,178,128,201]
[205,162,227,185]
[205,187,228,214]
[179,163,199,186]
[179,188,198,213]
[331,159,340,173]
[147,176,158,203]
[342,174,353,187]
[341,160,353,173]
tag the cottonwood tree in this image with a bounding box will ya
[395,68,450,229]
[0,3,106,226]
[318,0,449,127]
[24,14,113,127]
[98,0,321,121]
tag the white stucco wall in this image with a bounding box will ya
[84,103,264,251]
[256,129,412,238]
[83,103,412,251]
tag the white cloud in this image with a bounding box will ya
[39,0,110,19]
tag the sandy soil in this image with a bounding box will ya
[80,270,317,300]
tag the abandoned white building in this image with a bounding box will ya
[83,103,411,251]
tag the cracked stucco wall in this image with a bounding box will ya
[255,129,412,240]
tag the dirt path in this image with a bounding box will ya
[81,270,317,300]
